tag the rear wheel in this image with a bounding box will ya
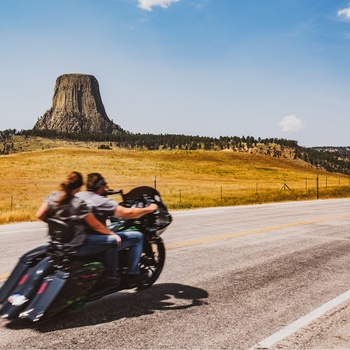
[138,238,165,289]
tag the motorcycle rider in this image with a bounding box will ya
[36,171,122,292]
[76,172,158,287]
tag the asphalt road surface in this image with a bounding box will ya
[1,198,350,349]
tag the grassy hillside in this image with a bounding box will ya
[1,147,350,224]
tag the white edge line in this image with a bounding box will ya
[250,288,350,349]
[0,228,47,234]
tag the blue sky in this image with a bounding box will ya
[1,0,350,147]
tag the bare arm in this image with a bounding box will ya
[114,203,158,219]
[36,202,49,222]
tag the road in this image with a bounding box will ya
[1,198,350,349]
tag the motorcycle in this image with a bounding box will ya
[0,186,172,322]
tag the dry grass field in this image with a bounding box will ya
[1,147,350,224]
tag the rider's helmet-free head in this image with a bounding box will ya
[86,173,108,192]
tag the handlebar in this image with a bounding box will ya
[104,189,123,196]
[106,186,172,235]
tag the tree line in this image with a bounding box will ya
[16,129,300,150]
[1,128,350,175]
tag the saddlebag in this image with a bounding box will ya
[19,261,104,322]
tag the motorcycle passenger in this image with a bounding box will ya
[76,172,158,287]
[36,171,122,292]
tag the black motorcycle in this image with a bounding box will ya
[0,186,172,322]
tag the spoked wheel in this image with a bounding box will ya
[138,238,165,289]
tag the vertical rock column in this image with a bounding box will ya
[34,74,120,134]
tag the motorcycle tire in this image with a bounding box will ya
[138,239,165,290]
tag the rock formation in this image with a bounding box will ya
[33,74,121,134]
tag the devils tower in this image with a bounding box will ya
[33,74,121,134]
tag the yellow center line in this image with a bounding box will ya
[166,213,350,249]
[1,214,350,282]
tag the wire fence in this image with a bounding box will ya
[155,175,350,207]
[2,175,350,214]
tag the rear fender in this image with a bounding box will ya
[0,244,49,303]
[0,261,29,304]
[0,256,54,320]
[19,244,49,264]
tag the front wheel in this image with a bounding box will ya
[138,238,165,289]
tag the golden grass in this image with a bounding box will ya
[0,147,349,224]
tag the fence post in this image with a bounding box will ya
[154,175,157,189]
[316,175,319,199]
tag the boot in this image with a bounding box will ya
[91,275,121,295]
[126,273,147,288]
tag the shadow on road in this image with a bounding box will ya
[5,283,209,332]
